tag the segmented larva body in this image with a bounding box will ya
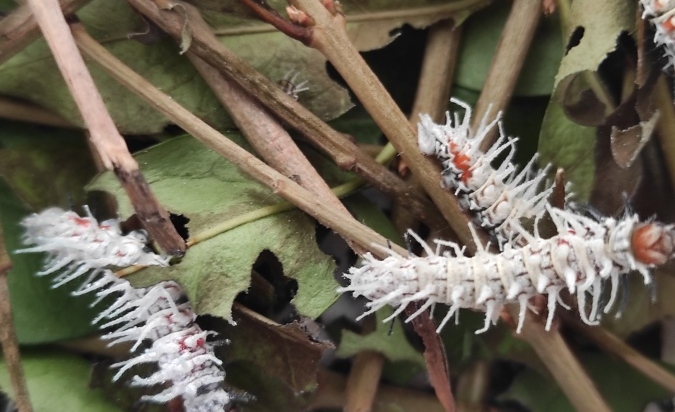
[339,205,675,334]
[418,98,552,248]
[16,207,230,411]
[642,0,675,70]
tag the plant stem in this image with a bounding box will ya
[515,307,612,412]
[25,0,185,256]
[291,0,487,254]
[0,0,92,66]
[71,23,408,258]
[187,51,360,254]
[344,350,385,412]
[565,314,675,393]
[472,0,541,151]
[0,221,34,412]
[0,97,75,128]
[125,0,442,229]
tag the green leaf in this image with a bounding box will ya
[500,353,674,412]
[454,1,563,96]
[88,135,337,323]
[538,93,596,201]
[336,307,425,366]
[0,349,124,412]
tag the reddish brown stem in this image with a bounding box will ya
[239,0,313,44]
[0,221,34,412]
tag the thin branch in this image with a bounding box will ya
[238,0,312,44]
[186,23,361,249]
[25,0,185,256]
[473,0,542,151]
[344,350,385,412]
[564,314,675,393]
[290,0,488,253]
[0,221,34,412]
[124,0,445,231]
[513,306,612,412]
[0,0,92,66]
[0,97,75,128]
[653,75,675,194]
[71,23,407,258]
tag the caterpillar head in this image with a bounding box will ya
[631,222,675,266]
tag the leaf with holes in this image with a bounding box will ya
[88,134,337,323]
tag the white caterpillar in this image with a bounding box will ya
[418,98,552,248]
[339,205,675,334]
[641,0,675,71]
[16,207,230,411]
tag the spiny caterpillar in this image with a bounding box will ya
[339,205,675,334]
[641,0,675,71]
[418,98,552,248]
[16,207,230,411]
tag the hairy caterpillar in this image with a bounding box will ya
[339,205,675,333]
[16,207,230,411]
[641,0,675,71]
[418,98,553,248]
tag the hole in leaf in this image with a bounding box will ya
[566,26,584,54]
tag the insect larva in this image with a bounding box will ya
[339,205,674,334]
[16,207,230,412]
[642,0,675,71]
[418,98,552,248]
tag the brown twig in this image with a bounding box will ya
[0,0,92,66]
[0,221,34,412]
[25,0,185,256]
[513,307,612,412]
[71,23,408,258]
[473,0,542,152]
[125,0,445,231]
[186,54,361,253]
[0,97,75,128]
[564,314,675,393]
[287,0,488,254]
[344,350,385,412]
[653,74,675,194]
[312,369,445,412]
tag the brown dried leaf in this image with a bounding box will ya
[610,110,659,169]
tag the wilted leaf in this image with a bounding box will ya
[0,349,124,412]
[221,305,333,394]
[610,110,659,169]
[88,135,337,323]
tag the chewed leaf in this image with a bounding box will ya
[88,135,337,323]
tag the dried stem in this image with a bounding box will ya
[187,53,359,254]
[472,0,542,151]
[0,0,91,66]
[514,307,611,412]
[238,0,312,44]
[290,0,487,253]
[312,369,445,412]
[564,315,675,393]
[410,19,461,122]
[25,0,185,256]
[0,97,74,128]
[71,24,408,258]
[344,350,385,412]
[0,221,34,412]
[125,0,443,230]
